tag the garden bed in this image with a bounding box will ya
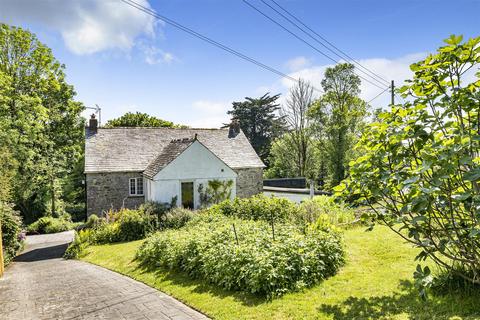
[80,226,480,320]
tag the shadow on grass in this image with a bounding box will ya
[134,262,269,307]
[318,280,480,320]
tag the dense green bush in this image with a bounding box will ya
[84,214,105,229]
[136,214,345,298]
[90,209,153,244]
[27,216,74,234]
[0,202,24,265]
[161,207,196,229]
[63,229,92,259]
[139,201,170,217]
[210,194,301,222]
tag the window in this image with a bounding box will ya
[129,177,144,196]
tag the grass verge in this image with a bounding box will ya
[80,226,480,320]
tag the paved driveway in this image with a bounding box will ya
[0,231,208,320]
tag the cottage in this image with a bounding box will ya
[84,115,264,216]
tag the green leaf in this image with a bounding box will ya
[464,168,480,181]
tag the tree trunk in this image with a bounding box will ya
[51,176,56,217]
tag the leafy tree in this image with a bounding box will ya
[338,35,480,289]
[309,63,367,187]
[0,23,84,223]
[105,111,178,128]
[265,134,320,179]
[271,79,317,178]
[227,93,285,164]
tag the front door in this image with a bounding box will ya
[181,182,194,209]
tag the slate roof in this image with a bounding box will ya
[85,127,264,173]
[143,138,195,179]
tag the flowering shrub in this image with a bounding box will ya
[136,214,345,298]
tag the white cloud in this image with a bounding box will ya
[0,0,157,55]
[188,100,231,128]
[285,56,311,71]
[142,45,176,65]
[278,53,427,109]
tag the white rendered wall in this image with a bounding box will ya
[146,141,237,208]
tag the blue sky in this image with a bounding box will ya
[1,0,479,127]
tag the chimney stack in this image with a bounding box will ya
[228,119,241,138]
[89,114,98,134]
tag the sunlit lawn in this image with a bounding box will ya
[81,225,480,320]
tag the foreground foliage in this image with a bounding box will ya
[338,35,480,290]
[136,214,345,298]
[0,202,24,265]
[82,226,480,320]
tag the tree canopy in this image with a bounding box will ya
[0,23,85,223]
[309,63,368,187]
[227,93,285,165]
[104,112,179,128]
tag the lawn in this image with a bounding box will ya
[80,225,480,320]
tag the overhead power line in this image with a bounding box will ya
[242,0,388,91]
[263,0,390,87]
[120,0,323,93]
[367,86,390,104]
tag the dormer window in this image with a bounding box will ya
[129,177,144,196]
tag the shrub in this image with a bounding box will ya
[27,216,74,234]
[63,229,92,259]
[116,209,153,241]
[0,202,24,265]
[210,194,301,222]
[84,214,105,229]
[80,209,153,244]
[162,207,196,229]
[136,215,345,298]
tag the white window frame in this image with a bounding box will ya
[129,177,144,196]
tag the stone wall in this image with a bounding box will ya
[234,167,263,198]
[86,172,145,216]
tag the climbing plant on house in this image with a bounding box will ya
[198,179,234,207]
[338,35,480,290]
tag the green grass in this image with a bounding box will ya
[80,226,480,320]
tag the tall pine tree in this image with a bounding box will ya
[227,93,285,165]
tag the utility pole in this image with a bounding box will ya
[391,80,395,105]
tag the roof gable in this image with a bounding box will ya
[85,127,264,173]
[143,138,195,179]
[147,139,237,181]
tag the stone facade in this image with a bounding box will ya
[234,167,264,198]
[86,172,145,216]
[87,168,263,216]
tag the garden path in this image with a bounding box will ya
[0,231,208,320]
